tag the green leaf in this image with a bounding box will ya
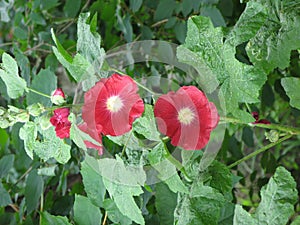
[0,154,14,179]
[77,13,106,70]
[19,121,37,159]
[226,1,268,47]
[233,167,298,225]
[178,16,266,122]
[154,0,176,21]
[208,161,232,194]
[148,142,188,193]
[133,104,160,141]
[200,5,226,27]
[40,0,59,10]
[0,53,27,99]
[240,0,300,73]
[73,195,102,225]
[175,185,225,225]
[233,205,255,225]
[64,0,81,18]
[116,7,133,42]
[103,199,132,225]
[281,77,300,110]
[291,216,300,225]
[81,158,106,207]
[69,114,102,151]
[35,127,71,164]
[129,0,143,12]
[0,182,12,207]
[27,68,57,106]
[0,0,13,22]
[40,211,71,225]
[20,122,71,164]
[85,155,145,225]
[25,169,44,213]
[51,29,92,82]
[155,182,177,225]
[37,165,57,177]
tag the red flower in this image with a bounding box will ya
[78,122,103,155]
[52,88,65,98]
[50,108,71,139]
[154,86,219,150]
[251,112,271,124]
[82,73,144,136]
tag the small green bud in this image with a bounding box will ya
[27,103,45,117]
[17,111,30,123]
[265,130,279,143]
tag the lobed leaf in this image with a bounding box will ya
[0,53,27,99]
[281,77,300,110]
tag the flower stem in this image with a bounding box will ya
[228,134,293,168]
[220,117,300,135]
[27,88,51,98]
[163,142,191,181]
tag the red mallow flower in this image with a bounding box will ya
[78,122,103,155]
[82,73,144,136]
[251,112,271,124]
[154,86,219,150]
[50,108,71,139]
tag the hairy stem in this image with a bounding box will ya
[228,134,293,168]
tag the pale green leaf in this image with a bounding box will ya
[19,121,38,159]
[175,185,225,225]
[178,16,266,122]
[133,104,161,141]
[0,53,27,99]
[0,182,12,207]
[85,155,145,225]
[25,169,44,213]
[77,13,105,71]
[51,29,92,82]
[27,68,57,106]
[281,77,300,110]
[37,165,57,176]
[148,142,188,193]
[243,0,300,72]
[233,205,255,225]
[40,211,71,225]
[74,195,102,225]
[69,114,102,151]
[81,158,106,207]
[233,167,298,225]
[103,199,132,225]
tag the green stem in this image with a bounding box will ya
[228,134,293,168]
[163,142,191,181]
[45,103,84,112]
[27,88,51,98]
[220,117,300,135]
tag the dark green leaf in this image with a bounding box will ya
[155,182,177,225]
[25,169,44,213]
[64,0,81,18]
[281,77,300,110]
[208,161,232,194]
[200,6,226,27]
[130,0,143,12]
[40,0,59,10]
[73,195,102,225]
[0,182,12,207]
[154,0,176,21]
[27,68,57,106]
[40,211,71,225]
[0,154,14,178]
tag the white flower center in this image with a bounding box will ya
[177,107,195,125]
[106,95,123,113]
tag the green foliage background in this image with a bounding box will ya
[0,0,300,224]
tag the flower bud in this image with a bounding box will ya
[27,103,45,117]
[51,88,66,105]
